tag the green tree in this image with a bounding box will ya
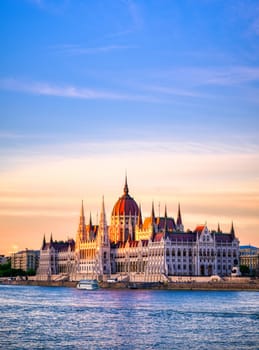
[239,265,250,275]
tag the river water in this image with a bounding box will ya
[0,285,258,349]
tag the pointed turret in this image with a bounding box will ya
[164,205,168,233]
[151,201,155,223]
[77,200,86,242]
[88,212,95,241]
[97,196,111,275]
[124,173,129,196]
[89,212,93,230]
[98,196,109,246]
[164,204,168,219]
[137,203,143,227]
[176,203,184,231]
[151,201,157,238]
[230,221,235,237]
[80,199,84,218]
[217,222,221,233]
[50,233,53,245]
[41,234,46,250]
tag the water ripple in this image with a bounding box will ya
[0,286,258,349]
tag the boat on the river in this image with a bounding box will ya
[76,279,99,290]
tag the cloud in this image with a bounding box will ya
[140,84,205,98]
[0,78,156,102]
[1,138,259,252]
[2,64,259,105]
[151,66,259,87]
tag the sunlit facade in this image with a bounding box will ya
[11,249,40,272]
[37,177,239,281]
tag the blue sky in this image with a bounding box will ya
[0,0,259,254]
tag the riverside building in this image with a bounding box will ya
[37,177,240,281]
[11,249,40,273]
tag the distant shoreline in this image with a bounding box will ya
[2,279,259,291]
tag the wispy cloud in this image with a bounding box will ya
[49,44,136,55]
[204,66,259,86]
[140,85,205,98]
[0,78,157,102]
[149,65,259,88]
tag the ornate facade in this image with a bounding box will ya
[37,177,239,281]
[37,235,75,280]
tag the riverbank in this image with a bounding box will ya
[2,279,259,291]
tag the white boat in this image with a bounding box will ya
[76,279,99,290]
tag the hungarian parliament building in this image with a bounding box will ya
[37,177,239,281]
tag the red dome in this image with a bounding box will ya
[112,177,139,216]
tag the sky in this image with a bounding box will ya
[0,0,259,255]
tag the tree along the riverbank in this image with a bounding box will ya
[0,261,36,277]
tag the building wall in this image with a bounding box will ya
[0,255,8,265]
[240,246,259,274]
[11,249,39,272]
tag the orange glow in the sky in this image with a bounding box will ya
[0,145,258,255]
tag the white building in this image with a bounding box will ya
[37,177,239,281]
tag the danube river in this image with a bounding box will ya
[1,285,258,349]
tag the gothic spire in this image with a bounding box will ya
[98,196,109,246]
[176,202,184,231]
[151,201,155,223]
[137,203,143,227]
[89,212,93,230]
[230,221,235,236]
[151,201,156,238]
[50,232,53,245]
[100,196,106,224]
[80,199,84,218]
[78,200,86,242]
[164,204,168,219]
[217,222,221,233]
[124,173,129,195]
[177,203,182,226]
[164,205,168,234]
[41,234,46,250]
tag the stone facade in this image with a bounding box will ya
[37,236,75,280]
[37,178,240,281]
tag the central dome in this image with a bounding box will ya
[112,177,139,216]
